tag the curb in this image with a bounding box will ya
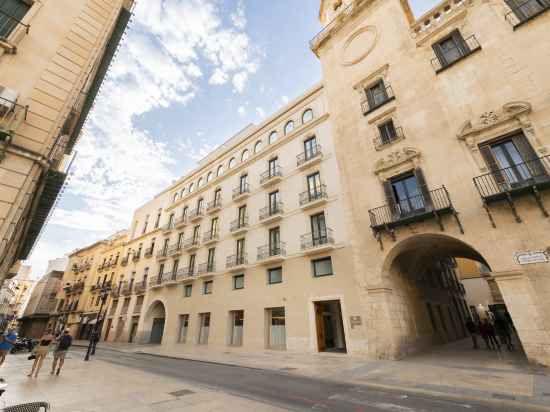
[75,345,550,412]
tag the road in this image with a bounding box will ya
[79,347,531,412]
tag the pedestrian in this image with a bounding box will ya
[494,317,514,351]
[27,329,55,378]
[51,330,72,376]
[479,319,500,350]
[478,320,493,349]
[465,319,479,349]
[0,329,17,366]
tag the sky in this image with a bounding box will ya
[25,0,439,278]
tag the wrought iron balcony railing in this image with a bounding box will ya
[259,202,284,221]
[184,236,200,249]
[203,230,219,243]
[197,262,216,274]
[207,198,222,212]
[300,229,334,251]
[230,216,249,233]
[144,246,154,258]
[260,166,283,185]
[257,243,286,261]
[134,281,147,294]
[299,185,328,207]
[361,85,395,115]
[431,35,481,73]
[297,144,322,167]
[162,221,175,232]
[121,283,133,296]
[132,251,141,261]
[189,206,204,220]
[505,0,550,28]
[232,183,250,200]
[226,254,247,269]
[121,256,129,266]
[167,242,182,256]
[373,126,405,150]
[175,268,195,281]
[156,248,169,259]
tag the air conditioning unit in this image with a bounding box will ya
[0,85,19,116]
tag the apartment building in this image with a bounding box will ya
[0,0,134,287]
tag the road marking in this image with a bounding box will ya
[329,394,419,411]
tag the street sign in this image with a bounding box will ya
[514,251,549,265]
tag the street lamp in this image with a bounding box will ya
[84,283,111,361]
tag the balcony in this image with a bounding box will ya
[431,35,481,74]
[175,215,187,228]
[202,230,219,245]
[0,95,28,143]
[183,237,200,251]
[162,221,175,233]
[174,268,195,282]
[156,249,169,261]
[226,254,247,272]
[230,216,249,235]
[296,144,323,169]
[144,246,154,258]
[473,156,550,225]
[161,271,178,286]
[505,0,550,29]
[90,284,101,293]
[299,185,328,210]
[72,282,85,294]
[132,251,141,262]
[167,242,183,257]
[133,304,143,315]
[300,229,335,255]
[259,203,284,224]
[373,126,405,150]
[232,183,250,202]
[111,288,120,298]
[189,207,204,222]
[368,186,462,239]
[149,275,164,289]
[197,262,216,275]
[111,258,118,267]
[260,166,283,187]
[121,256,129,266]
[121,283,133,296]
[361,85,395,116]
[134,281,147,294]
[206,198,222,214]
[257,243,286,265]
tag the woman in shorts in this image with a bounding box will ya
[28,329,55,378]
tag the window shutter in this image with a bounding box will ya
[479,145,506,186]
[512,133,547,178]
[504,0,528,20]
[451,30,469,55]
[383,180,398,223]
[365,86,375,110]
[432,42,448,68]
[413,168,433,210]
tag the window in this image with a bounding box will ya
[192,225,200,243]
[162,238,169,254]
[198,177,204,187]
[284,120,294,135]
[268,267,283,284]
[172,259,179,275]
[210,217,219,236]
[236,238,245,261]
[365,80,390,111]
[269,227,281,255]
[268,157,278,178]
[173,192,179,203]
[177,232,184,248]
[198,313,210,344]
[188,254,196,274]
[207,171,213,182]
[189,182,194,193]
[178,315,189,343]
[217,165,224,176]
[0,0,31,39]
[180,187,186,198]
[238,205,247,226]
[241,149,249,162]
[312,257,333,277]
[385,171,428,216]
[229,157,236,169]
[307,172,322,198]
[197,198,204,211]
[239,174,248,193]
[233,274,244,290]
[303,136,318,161]
[184,284,192,297]
[302,109,313,124]
[203,280,213,294]
[214,188,222,204]
[269,131,278,144]
[207,248,216,271]
[268,190,280,214]
[168,213,174,227]
[432,30,476,71]
[182,206,189,220]
[229,310,244,346]
[310,212,328,245]
[377,119,398,145]
[505,0,550,25]
[254,140,262,153]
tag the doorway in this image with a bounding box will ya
[314,300,347,353]
[150,318,165,344]
[104,318,113,341]
[128,318,139,343]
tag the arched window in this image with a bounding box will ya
[302,108,313,124]
[268,131,278,144]
[198,177,204,187]
[284,120,294,135]
[241,149,249,162]
[254,140,262,153]
[228,157,236,169]
[217,165,224,177]
[180,187,185,198]
[172,192,179,203]
[207,171,213,182]
[189,182,194,193]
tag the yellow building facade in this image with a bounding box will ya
[0,0,133,287]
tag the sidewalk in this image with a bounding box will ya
[75,338,550,410]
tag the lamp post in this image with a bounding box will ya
[84,283,111,361]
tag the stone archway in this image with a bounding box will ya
[143,300,166,344]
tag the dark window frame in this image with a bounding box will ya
[312,256,334,277]
[267,267,283,284]
[233,274,245,290]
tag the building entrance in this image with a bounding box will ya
[314,300,347,353]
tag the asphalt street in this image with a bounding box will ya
[77,347,533,412]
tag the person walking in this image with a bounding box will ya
[480,319,500,350]
[51,330,72,376]
[0,329,17,366]
[494,316,514,351]
[465,319,479,349]
[478,320,493,349]
[27,329,55,378]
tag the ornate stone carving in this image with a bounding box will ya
[374,147,420,174]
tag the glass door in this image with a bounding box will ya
[310,213,327,246]
[491,140,532,185]
[269,227,280,256]
[269,191,280,214]
[304,137,317,161]
[391,174,425,215]
[307,172,321,201]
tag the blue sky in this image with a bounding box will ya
[26,0,439,277]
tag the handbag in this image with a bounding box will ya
[27,354,36,361]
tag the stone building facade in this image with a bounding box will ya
[0,0,133,287]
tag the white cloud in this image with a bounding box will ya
[238,105,246,116]
[232,71,249,93]
[256,107,266,118]
[282,95,289,104]
[231,0,247,29]
[209,68,228,85]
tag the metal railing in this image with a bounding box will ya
[230,216,249,232]
[167,242,182,256]
[189,206,204,220]
[297,144,322,167]
[197,262,216,274]
[132,251,141,261]
[226,254,247,269]
[0,8,30,41]
[144,246,154,258]
[121,256,129,266]
[373,126,404,149]
[259,202,284,220]
[184,236,200,249]
[207,198,222,212]
[260,166,283,184]
[300,228,334,250]
[368,186,453,229]
[156,248,168,259]
[309,1,355,49]
[149,275,163,287]
[473,155,550,200]
[232,183,250,199]
[431,35,481,72]
[505,0,550,27]
[162,221,174,232]
[299,185,328,206]
[203,230,219,243]
[121,284,133,296]
[134,281,147,294]
[257,243,286,261]
[361,85,395,115]
[175,268,195,280]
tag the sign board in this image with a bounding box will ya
[514,251,549,265]
[350,316,362,328]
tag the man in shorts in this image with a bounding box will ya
[0,329,17,366]
[51,330,72,376]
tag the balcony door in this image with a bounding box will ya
[236,238,245,262]
[269,227,280,256]
[390,173,425,216]
[307,172,321,200]
[238,205,247,226]
[207,248,215,271]
[268,157,278,177]
[310,213,327,246]
[239,174,248,193]
[210,217,219,236]
[192,225,200,243]
[269,191,280,214]
[304,136,318,161]
[0,0,31,39]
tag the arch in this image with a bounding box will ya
[216,165,224,177]
[143,300,166,344]
[179,187,185,198]
[241,149,249,162]
[189,182,195,193]
[284,120,294,135]
[302,108,314,124]
[197,177,204,187]
[254,140,262,153]
[228,157,236,169]
[206,171,213,182]
[269,131,278,144]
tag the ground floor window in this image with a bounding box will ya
[198,313,210,344]
[178,314,189,343]
[229,310,244,346]
[267,307,286,349]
